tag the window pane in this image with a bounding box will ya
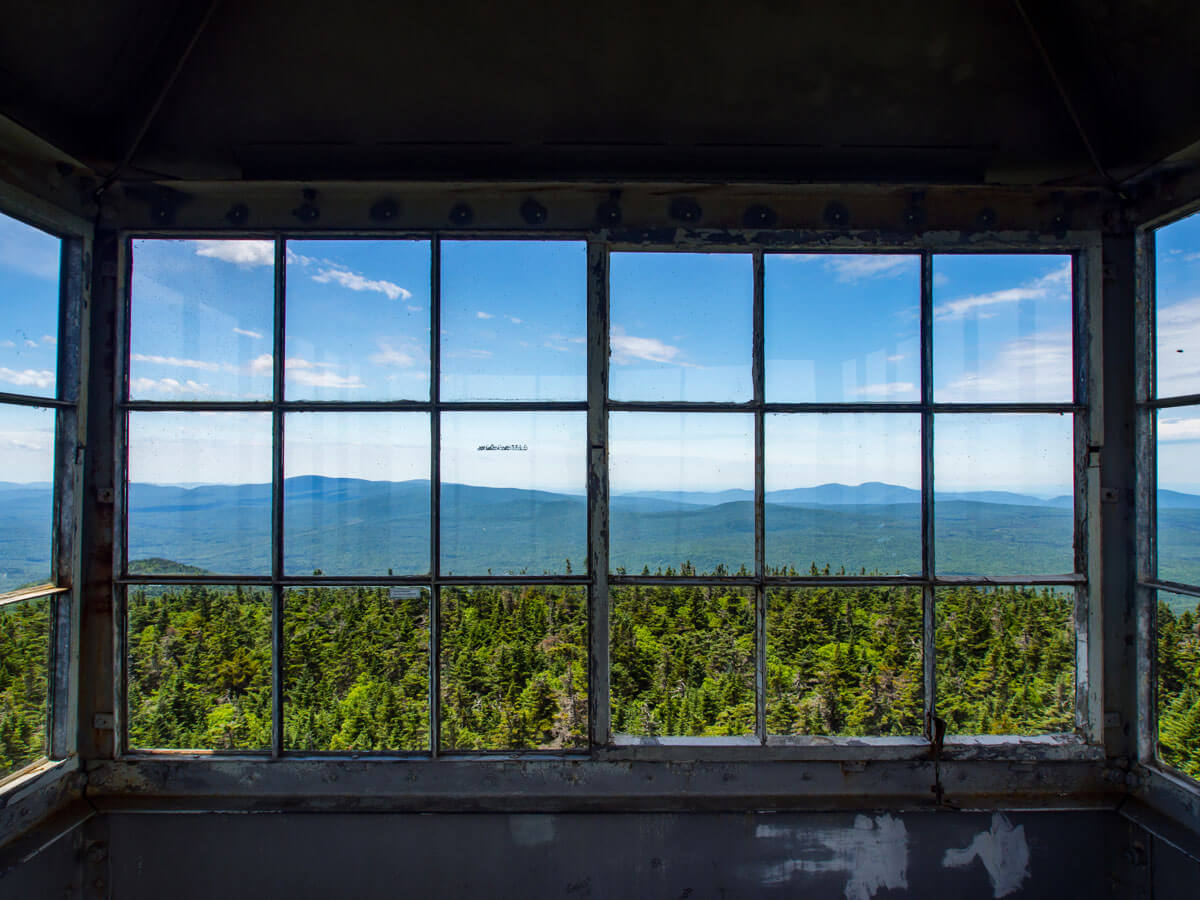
[767,586,922,737]
[610,412,753,576]
[1155,211,1200,398]
[440,241,585,401]
[1156,590,1200,780]
[286,240,430,400]
[0,404,55,589]
[285,413,430,576]
[284,586,429,752]
[440,412,585,576]
[0,213,59,400]
[0,595,51,776]
[610,252,752,402]
[127,412,271,576]
[934,414,1074,576]
[1157,407,1200,586]
[610,584,754,737]
[766,414,921,577]
[127,584,272,750]
[440,585,587,751]
[765,254,919,402]
[933,254,1072,403]
[935,585,1074,735]
[130,239,274,401]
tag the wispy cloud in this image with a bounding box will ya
[132,352,222,372]
[1156,297,1200,396]
[311,267,411,301]
[23,339,37,349]
[505,315,523,324]
[1159,415,1200,442]
[0,219,60,280]
[934,262,1070,322]
[406,305,422,312]
[249,353,364,389]
[938,331,1073,401]
[233,327,263,339]
[131,376,216,397]
[611,326,695,367]
[40,334,55,346]
[448,348,493,360]
[825,255,916,283]
[0,340,13,348]
[476,311,494,320]
[547,333,585,345]
[195,240,274,267]
[853,381,917,398]
[886,353,906,362]
[0,367,55,389]
[369,341,418,368]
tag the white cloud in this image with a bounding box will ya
[824,255,916,283]
[369,341,417,368]
[886,353,906,362]
[406,305,422,312]
[938,331,1073,401]
[853,381,917,398]
[548,333,585,344]
[131,377,216,397]
[0,367,55,389]
[505,315,523,324]
[934,261,1070,322]
[476,311,494,320]
[0,340,13,348]
[23,339,37,349]
[249,353,274,376]
[132,353,222,372]
[195,240,274,267]
[40,334,55,346]
[311,267,412,301]
[611,326,694,367]
[248,353,364,389]
[233,327,263,339]
[1156,297,1200,396]
[1159,415,1200,442]
[449,349,493,360]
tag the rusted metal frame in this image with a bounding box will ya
[112,237,132,757]
[122,399,588,412]
[587,240,611,748]
[115,573,590,587]
[753,250,766,744]
[605,232,1095,254]
[429,236,442,756]
[1073,247,1099,741]
[270,237,286,758]
[1140,393,1200,410]
[607,573,1082,587]
[1143,580,1200,601]
[920,251,937,739]
[0,391,72,408]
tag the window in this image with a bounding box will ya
[0,209,75,779]
[120,237,1087,756]
[1145,211,1200,782]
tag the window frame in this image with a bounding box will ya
[1135,208,1200,790]
[0,192,87,786]
[112,227,1103,764]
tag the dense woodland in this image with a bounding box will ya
[3,579,1197,780]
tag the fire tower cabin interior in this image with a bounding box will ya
[1,1,1200,898]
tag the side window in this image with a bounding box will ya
[0,210,66,779]
[1150,212,1200,782]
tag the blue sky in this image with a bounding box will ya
[0,217,1089,496]
[1155,210,1200,493]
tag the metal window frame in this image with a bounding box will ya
[1134,209,1200,790]
[0,189,88,786]
[112,226,1102,764]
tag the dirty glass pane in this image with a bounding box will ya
[610,252,753,402]
[440,411,585,576]
[1157,406,1200,587]
[130,239,275,401]
[127,412,272,576]
[934,414,1074,576]
[610,412,754,576]
[935,585,1074,735]
[440,584,587,751]
[286,240,430,401]
[765,414,921,577]
[440,241,586,401]
[0,595,51,777]
[1156,590,1200,780]
[284,585,430,752]
[933,254,1073,403]
[765,253,919,402]
[0,212,59,400]
[1155,211,1200,399]
[126,584,272,750]
[0,404,55,590]
[284,412,430,577]
[766,586,922,737]
[610,584,754,737]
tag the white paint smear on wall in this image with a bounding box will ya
[942,813,1031,898]
[754,814,909,900]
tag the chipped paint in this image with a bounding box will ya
[754,814,908,900]
[943,813,1031,898]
